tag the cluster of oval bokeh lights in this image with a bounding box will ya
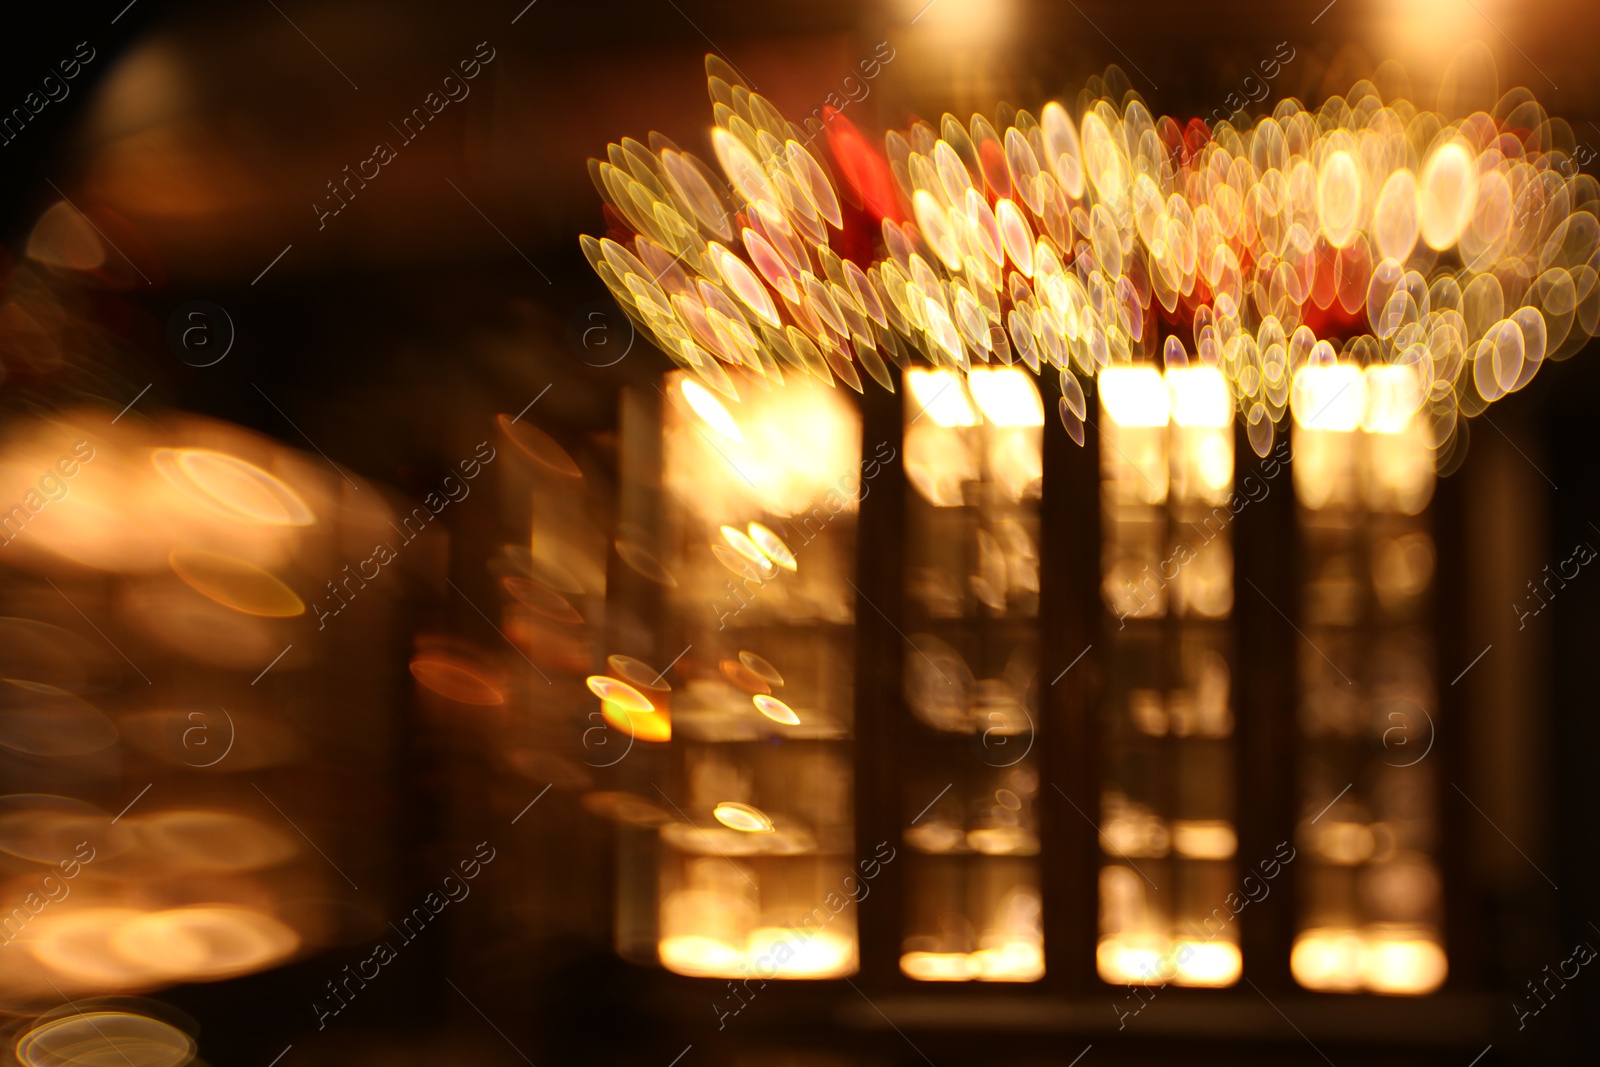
[0,411,338,1066]
[585,52,1600,467]
[0,402,551,1063]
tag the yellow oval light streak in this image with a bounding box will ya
[738,650,784,686]
[586,675,654,712]
[602,702,671,742]
[913,191,963,272]
[1316,150,1362,249]
[607,654,670,692]
[924,297,966,366]
[1041,101,1085,198]
[168,549,304,617]
[743,227,799,300]
[784,140,844,229]
[1417,141,1477,251]
[747,523,797,571]
[18,1011,196,1067]
[753,694,800,724]
[410,656,504,706]
[710,127,777,205]
[1080,111,1128,211]
[719,524,770,567]
[112,905,300,981]
[164,449,316,526]
[707,242,780,326]
[1372,168,1420,264]
[680,378,744,441]
[497,416,583,477]
[713,801,775,832]
[995,199,1035,276]
[720,657,772,694]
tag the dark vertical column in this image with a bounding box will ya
[1549,400,1600,1064]
[1432,457,1476,988]
[609,386,668,665]
[854,374,904,986]
[1234,422,1297,991]
[1039,372,1101,994]
[608,385,667,962]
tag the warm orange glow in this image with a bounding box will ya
[1100,366,1170,427]
[111,905,301,982]
[971,941,1045,981]
[902,943,1044,982]
[585,675,654,712]
[752,694,800,725]
[748,928,856,978]
[665,370,861,521]
[1291,928,1369,992]
[600,702,671,742]
[968,367,1045,426]
[606,654,671,693]
[720,525,770,568]
[17,1011,195,1067]
[582,791,674,827]
[27,904,298,986]
[1166,366,1232,428]
[130,809,297,872]
[498,415,582,476]
[1290,363,1366,431]
[27,908,158,986]
[155,448,315,525]
[906,368,976,427]
[1097,936,1167,985]
[719,658,771,694]
[503,576,584,624]
[1364,928,1448,995]
[712,801,775,833]
[900,951,973,981]
[1171,820,1238,860]
[168,548,304,617]
[738,651,783,686]
[410,655,505,705]
[1363,364,1425,435]
[1293,926,1447,995]
[1417,140,1476,251]
[27,201,107,270]
[681,378,744,441]
[1172,939,1242,987]
[659,935,745,977]
[747,522,797,571]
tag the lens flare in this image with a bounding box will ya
[586,675,655,712]
[713,801,775,832]
[752,694,800,724]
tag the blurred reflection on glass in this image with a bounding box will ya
[0,409,398,1010]
[1098,365,1240,987]
[1291,362,1445,995]
[601,370,860,979]
[901,367,1043,982]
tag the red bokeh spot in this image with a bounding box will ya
[824,107,901,227]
